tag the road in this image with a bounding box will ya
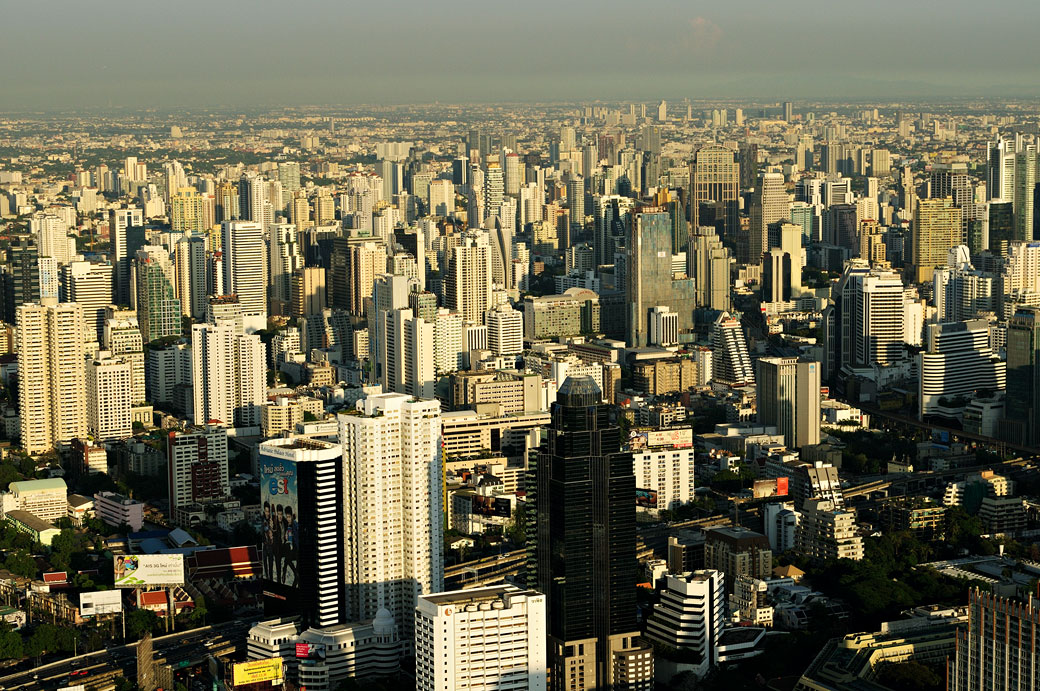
[0,618,256,691]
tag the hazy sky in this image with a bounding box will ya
[4,0,1040,110]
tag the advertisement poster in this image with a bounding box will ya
[79,590,123,616]
[113,555,185,587]
[261,456,299,589]
[231,658,284,686]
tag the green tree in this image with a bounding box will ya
[4,551,36,578]
[505,503,527,546]
[877,661,943,690]
[127,609,159,638]
[0,630,23,660]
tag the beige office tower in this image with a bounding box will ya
[103,318,146,404]
[755,357,821,449]
[859,219,886,263]
[444,231,493,324]
[169,187,206,234]
[16,302,88,455]
[687,227,731,312]
[749,171,788,262]
[291,266,327,318]
[912,198,961,283]
[312,189,335,226]
[191,322,265,428]
[337,393,444,652]
[689,145,739,240]
[86,354,133,440]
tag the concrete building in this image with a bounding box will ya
[645,571,725,680]
[703,527,772,590]
[337,393,444,649]
[16,302,87,455]
[415,586,547,691]
[1,479,68,522]
[93,491,145,531]
[221,220,268,332]
[796,498,864,562]
[756,358,821,449]
[86,353,134,440]
[949,590,1039,691]
[191,322,265,429]
[167,424,229,525]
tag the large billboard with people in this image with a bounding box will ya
[260,455,299,590]
[113,555,185,587]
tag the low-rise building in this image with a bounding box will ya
[5,510,59,546]
[93,491,146,531]
[796,498,864,562]
[0,478,68,522]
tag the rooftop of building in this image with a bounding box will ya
[423,584,539,606]
[9,478,67,493]
[5,510,57,532]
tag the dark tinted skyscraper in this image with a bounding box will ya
[3,237,40,324]
[259,438,345,629]
[532,376,652,691]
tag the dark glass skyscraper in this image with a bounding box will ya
[532,376,652,691]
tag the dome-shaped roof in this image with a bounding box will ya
[372,607,396,635]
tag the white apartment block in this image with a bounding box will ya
[415,586,547,691]
[337,393,444,649]
[86,354,134,440]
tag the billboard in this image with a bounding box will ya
[113,554,185,587]
[471,495,512,518]
[260,455,299,590]
[231,658,284,687]
[645,428,694,449]
[295,642,325,660]
[80,589,123,616]
[752,478,790,499]
[635,488,659,508]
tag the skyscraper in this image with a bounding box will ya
[291,267,327,318]
[111,207,144,305]
[86,353,133,440]
[191,322,265,428]
[912,197,961,283]
[415,586,548,691]
[756,358,821,449]
[169,187,206,234]
[749,171,787,263]
[338,393,444,649]
[918,320,1005,419]
[689,145,739,245]
[269,223,304,313]
[444,231,493,324]
[168,424,229,525]
[710,313,754,388]
[238,172,268,227]
[948,590,1040,691]
[259,437,345,628]
[133,247,181,343]
[60,259,113,343]
[1004,306,1040,446]
[626,208,698,347]
[986,136,1015,202]
[174,235,209,321]
[16,302,88,455]
[221,220,268,332]
[3,238,40,323]
[531,376,652,691]
[1013,145,1037,241]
